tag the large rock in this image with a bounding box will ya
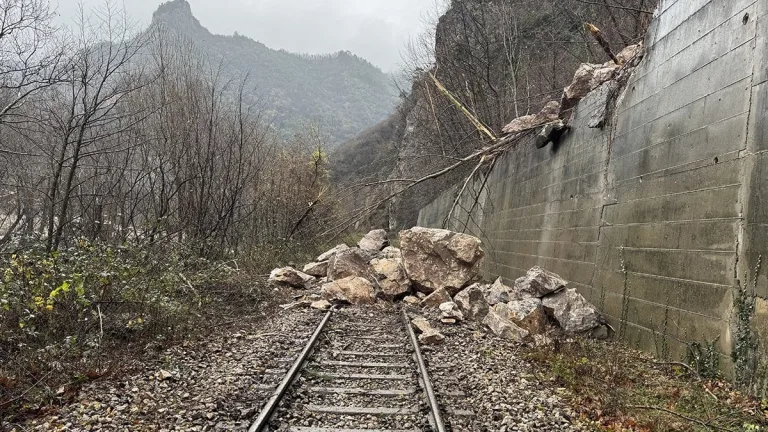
[302,261,328,278]
[370,257,411,299]
[516,267,567,298]
[562,62,620,111]
[542,288,601,333]
[269,267,315,289]
[454,283,489,321]
[400,227,485,295]
[494,300,549,335]
[486,278,530,305]
[617,43,643,64]
[358,229,389,252]
[316,244,350,262]
[378,246,402,260]
[328,248,373,281]
[502,101,561,135]
[321,277,376,306]
[420,288,452,308]
[483,309,530,342]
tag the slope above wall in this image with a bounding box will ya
[419,0,768,392]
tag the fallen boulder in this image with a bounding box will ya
[439,301,464,322]
[411,316,433,334]
[535,119,568,149]
[420,288,452,308]
[542,288,601,333]
[494,300,549,335]
[502,101,561,135]
[400,227,484,295]
[562,62,620,111]
[328,248,374,281]
[321,276,376,305]
[358,229,389,252]
[316,244,350,262]
[371,257,411,300]
[411,316,445,345]
[420,329,445,345]
[516,266,567,298]
[403,295,420,305]
[483,309,530,342]
[269,267,315,289]
[302,261,328,278]
[310,299,332,310]
[378,246,402,260]
[486,277,530,305]
[454,283,489,321]
[617,43,643,65]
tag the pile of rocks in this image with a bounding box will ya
[269,227,606,345]
[269,227,485,307]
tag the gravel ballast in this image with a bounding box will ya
[17,304,587,431]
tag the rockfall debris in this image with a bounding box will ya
[270,228,607,345]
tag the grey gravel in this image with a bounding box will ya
[19,307,324,431]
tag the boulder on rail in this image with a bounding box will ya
[269,267,315,289]
[370,257,412,300]
[321,276,376,306]
[328,248,373,281]
[411,316,445,345]
[400,227,484,295]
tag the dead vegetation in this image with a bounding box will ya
[524,338,768,431]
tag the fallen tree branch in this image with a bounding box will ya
[429,72,498,142]
[585,23,619,64]
[443,156,486,229]
[320,132,532,238]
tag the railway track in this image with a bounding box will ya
[246,307,475,431]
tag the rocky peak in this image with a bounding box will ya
[152,0,204,32]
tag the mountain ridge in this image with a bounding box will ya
[149,0,398,145]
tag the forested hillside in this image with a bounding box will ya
[332,0,655,229]
[151,0,398,145]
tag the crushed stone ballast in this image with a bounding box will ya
[247,308,473,431]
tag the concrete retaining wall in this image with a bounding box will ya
[418,0,768,386]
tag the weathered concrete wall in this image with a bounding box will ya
[418,0,768,384]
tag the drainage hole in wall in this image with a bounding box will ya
[570,195,574,199]
[744,13,750,24]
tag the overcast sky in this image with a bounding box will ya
[52,0,442,71]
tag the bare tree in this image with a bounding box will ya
[0,0,66,127]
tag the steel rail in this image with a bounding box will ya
[249,310,333,432]
[401,310,447,432]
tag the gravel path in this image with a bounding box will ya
[15,304,587,431]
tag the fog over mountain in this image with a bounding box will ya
[53,0,438,71]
